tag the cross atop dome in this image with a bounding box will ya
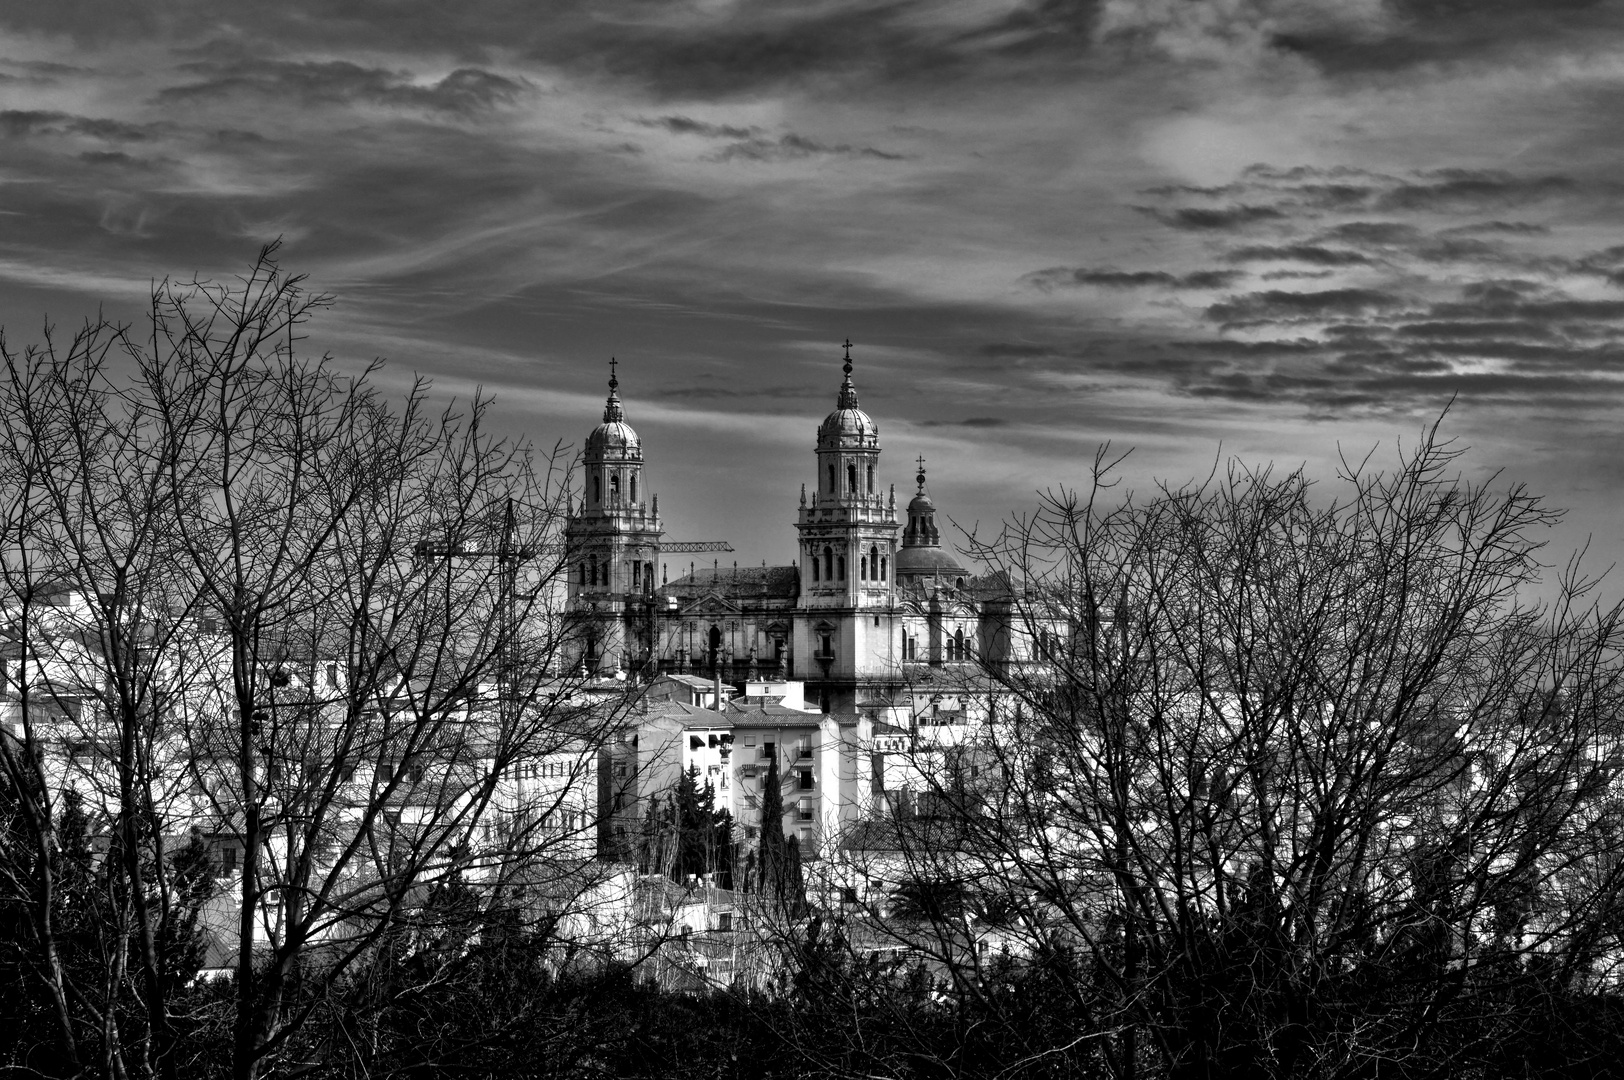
[603,356,624,423]
[837,339,859,409]
[915,455,927,492]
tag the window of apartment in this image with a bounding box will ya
[796,801,814,821]
[220,845,238,875]
[796,739,812,759]
[798,770,814,791]
[717,911,733,932]
[326,663,339,688]
[762,741,775,761]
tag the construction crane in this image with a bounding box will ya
[661,540,734,553]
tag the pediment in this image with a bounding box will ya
[678,592,742,617]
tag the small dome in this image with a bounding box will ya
[818,406,876,442]
[907,490,935,516]
[895,545,966,578]
[586,419,640,455]
[817,341,877,447]
[587,360,640,456]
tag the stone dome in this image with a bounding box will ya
[586,418,640,456]
[586,362,640,457]
[895,544,966,579]
[818,405,876,443]
[817,345,878,447]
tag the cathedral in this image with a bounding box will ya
[564,345,1013,717]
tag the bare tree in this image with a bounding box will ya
[0,246,633,1080]
[809,422,1624,1079]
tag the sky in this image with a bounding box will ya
[2,0,1623,592]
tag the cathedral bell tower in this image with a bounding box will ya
[793,342,900,712]
[565,360,663,674]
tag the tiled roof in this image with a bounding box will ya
[726,704,823,727]
[661,565,799,600]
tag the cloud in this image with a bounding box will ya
[1224,244,1373,266]
[1144,204,1286,230]
[159,61,531,114]
[1024,266,1243,290]
[640,115,759,140]
[919,416,1012,428]
[0,109,159,141]
[1206,288,1403,326]
[711,132,906,162]
[1373,170,1580,212]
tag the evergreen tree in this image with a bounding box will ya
[673,764,707,883]
[755,752,803,916]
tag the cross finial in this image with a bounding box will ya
[916,454,926,471]
[843,338,853,359]
[915,455,927,493]
[608,356,618,391]
[841,338,854,378]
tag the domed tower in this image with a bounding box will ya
[895,458,967,587]
[565,360,663,674]
[794,342,900,712]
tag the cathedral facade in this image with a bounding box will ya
[564,346,1012,718]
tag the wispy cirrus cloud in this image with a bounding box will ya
[3,0,1624,569]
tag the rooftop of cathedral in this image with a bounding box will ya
[660,565,800,599]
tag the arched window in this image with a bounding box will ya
[811,552,819,582]
[828,464,836,492]
[880,555,887,579]
[953,628,966,662]
[578,562,587,586]
[867,464,874,493]
[847,463,858,493]
[593,476,601,504]
[609,473,620,499]
[630,474,637,502]
[869,546,879,579]
[859,555,868,580]
[838,554,846,580]
[588,555,598,587]
[823,546,833,580]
